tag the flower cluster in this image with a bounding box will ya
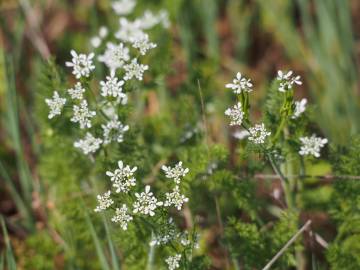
[102,117,129,145]
[45,91,66,119]
[70,100,96,129]
[106,161,137,193]
[94,191,114,212]
[162,161,189,184]
[225,72,253,94]
[162,162,189,211]
[224,72,271,145]
[100,71,125,98]
[133,185,163,216]
[65,50,95,79]
[248,123,271,144]
[277,70,302,92]
[94,160,189,231]
[292,98,307,119]
[225,71,327,157]
[131,34,157,55]
[165,254,181,270]
[111,204,133,230]
[299,135,328,158]
[225,102,244,126]
[164,186,189,211]
[46,0,169,158]
[68,82,85,100]
[74,132,103,155]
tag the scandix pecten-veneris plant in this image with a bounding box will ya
[41,0,341,269]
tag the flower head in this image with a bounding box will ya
[123,58,149,81]
[66,50,95,79]
[164,186,189,211]
[131,34,157,55]
[70,100,96,129]
[225,72,253,94]
[299,135,327,158]
[233,130,250,140]
[94,190,113,212]
[115,18,144,42]
[45,91,66,119]
[149,219,176,246]
[225,102,244,126]
[68,82,85,100]
[102,117,129,145]
[100,71,125,98]
[162,161,189,185]
[292,98,307,119]
[248,123,271,144]
[106,161,137,193]
[165,254,181,270]
[112,0,136,15]
[74,132,103,155]
[133,185,163,216]
[111,204,133,230]
[98,42,130,71]
[277,70,302,92]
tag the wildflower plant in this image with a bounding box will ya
[41,1,201,269]
[34,0,357,269]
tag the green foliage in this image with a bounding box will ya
[326,136,360,270]
[225,211,298,270]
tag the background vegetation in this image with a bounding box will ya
[0,0,359,269]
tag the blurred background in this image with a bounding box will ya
[0,0,359,269]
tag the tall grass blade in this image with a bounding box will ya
[102,215,121,270]
[84,208,111,270]
[1,217,17,270]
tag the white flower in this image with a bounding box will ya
[292,98,307,119]
[102,117,129,145]
[68,82,85,100]
[138,10,160,29]
[149,218,176,246]
[90,27,108,48]
[123,58,148,81]
[162,161,189,185]
[299,134,328,158]
[70,100,96,129]
[111,204,133,230]
[133,185,163,216]
[165,254,181,270]
[138,10,170,29]
[112,0,136,15]
[248,123,271,144]
[65,50,95,79]
[158,10,170,28]
[94,190,113,212]
[74,132,103,155]
[99,26,108,38]
[233,130,250,140]
[131,34,157,55]
[102,104,120,120]
[45,91,66,119]
[90,36,102,48]
[149,230,176,247]
[115,18,144,42]
[277,70,302,92]
[225,72,253,94]
[180,235,191,246]
[100,71,125,98]
[164,186,189,211]
[225,102,244,126]
[106,161,137,193]
[98,42,130,71]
